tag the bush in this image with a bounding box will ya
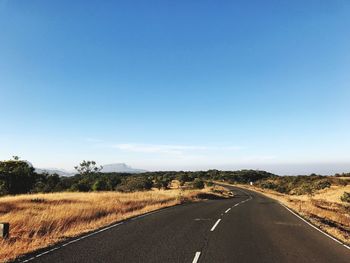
[206,181,214,187]
[116,176,153,192]
[70,178,91,192]
[0,160,37,195]
[314,180,331,190]
[192,178,204,189]
[177,173,191,185]
[92,179,110,191]
[154,176,171,190]
[0,181,8,195]
[294,183,314,196]
[32,174,61,193]
[259,181,277,190]
[276,185,288,193]
[340,192,350,203]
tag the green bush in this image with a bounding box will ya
[276,185,288,193]
[92,179,110,191]
[154,176,171,190]
[314,179,331,190]
[340,192,350,203]
[116,176,153,192]
[177,173,191,185]
[0,160,37,195]
[192,178,205,189]
[206,181,214,187]
[293,183,314,196]
[70,180,91,192]
[259,181,277,190]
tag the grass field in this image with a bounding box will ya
[0,186,228,262]
[236,183,350,245]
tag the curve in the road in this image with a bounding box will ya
[16,186,349,263]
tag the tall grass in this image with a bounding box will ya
[0,188,223,262]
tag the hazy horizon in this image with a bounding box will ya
[1,1,349,175]
[13,158,350,176]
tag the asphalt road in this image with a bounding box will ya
[18,186,350,263]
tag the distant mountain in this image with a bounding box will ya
[15,161,73,177]
[101,163,146,173]
[34,163,145,176]
[35,168,75,177]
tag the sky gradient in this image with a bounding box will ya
[1,0,350,174]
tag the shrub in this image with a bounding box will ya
[177,173,191,185]
[154,176,171,190]
[276,185,288,193]
[259,181,277,190]
[0,160,37,195]
[70,179,91,192]
[340,192,350,203]
[116,176,153,192]
[206,181,214,187]
[92,179,110,191]
[294,183,314,196]
[192,178,204,189]
[314,180,331,190]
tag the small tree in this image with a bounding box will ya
[92,179,110,191]
[70,178,91,192]
[116,176,153,192]
[0,160,36,195]
[154,175,171,190]
[74,160,102,176]
[178,173,190,186]
[192,178,205,189]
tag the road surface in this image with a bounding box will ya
[18,186,349,263]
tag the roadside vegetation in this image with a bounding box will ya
[0,187,230,262]
[235,176,350,245]
[0,158,273,195]
[1,157,349,261]
[0,158,232,262]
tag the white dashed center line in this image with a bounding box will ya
[225,208,231,213]
[192,252,201,263]
[210,219,222,231]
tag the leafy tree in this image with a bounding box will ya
[70,178,91,192]
[0,180,8,195]
[32,173,61,193]
[206,181,214,187]
[0,160,36,195]
[92,179,110,191]
[178,173,191,186]
[154,175,172,189]
[74,160,102,176]
[192,178,205,189]
[116,176,153,192]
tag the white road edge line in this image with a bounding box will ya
[20,204,182,262]
[225,208,231,213]
[19,202,209,262]
[210,219,222,232]
[192,252,201,263]
[20,208,167,262]
[281,203,350,250]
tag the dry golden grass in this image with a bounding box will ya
[0,187,227,262]
[235,184,350,245]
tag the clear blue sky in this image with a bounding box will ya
[1,0,349,174]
